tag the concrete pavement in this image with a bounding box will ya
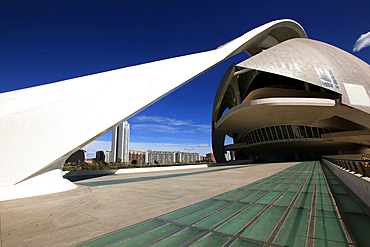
[0,162,298,246]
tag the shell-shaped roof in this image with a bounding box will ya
[237,38,370,113]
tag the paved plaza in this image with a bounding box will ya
[1,161,369,246]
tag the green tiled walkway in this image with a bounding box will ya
[75,161,369,247]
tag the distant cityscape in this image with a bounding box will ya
[67,121,222,165]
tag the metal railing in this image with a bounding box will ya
[322,157,370,177]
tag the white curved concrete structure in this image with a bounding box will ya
[0,19,306,201]
[212,37,370,163]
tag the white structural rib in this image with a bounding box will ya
[0,19,306,201]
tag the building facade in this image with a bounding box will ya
[145,151,200,164]
[205,153,216,163]
[129,150,145,164]
[96,150,111,163]
[212,38,370,163]
[111,121,130,163]
[175,152,200,163]
[65,150,85,164]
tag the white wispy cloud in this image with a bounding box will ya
[197,144,210,147]
[353,31,370,52]
[133,124,182,133]
[131,115,210,134]
[133,115,191,126]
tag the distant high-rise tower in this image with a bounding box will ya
[111,121,130,163]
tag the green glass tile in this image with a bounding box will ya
[334,194,365,213]
[194,203,247,229]
[230,239,263,247]
[316,193,335,211]
[342,213,370,247]
[274,208,310,247]
[76,219,165,247]
[274,192,296,206]
[313,239,349,247]
[330,185,348,194]
[301,184,314,193]
[284,178,296,184]
[241,206,287,241]
[227,190,257,201]
[175,201,232,225]
[274,183,290,191]
[240,191,267,203]
[115,223,183,246]
[252,183,268,190]
[256,191,281,204]
[294,192,313,208]
[213,189,244,200]
[327,180,340,185]
[159,200,215,220]
[273,178,285,183]
[287,184,301,192]
[190,233,231,247]
[260,183,277,191]
[215,204,266,235]
[151,227,205,247]
[239,182,260,190]
[315,210,347,245]
[316,184,330,194]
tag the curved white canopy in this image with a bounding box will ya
[0,19,306,200]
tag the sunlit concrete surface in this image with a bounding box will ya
[0,162,298,246]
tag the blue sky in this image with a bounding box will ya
[1,1,370,157]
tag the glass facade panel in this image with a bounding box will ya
[287,125,294,139]
[244,125,338,146]
[306,126,313,138]
[262,128,268,141]
[318,128,325,137]
[257,129,265,142]
[270,127,278,140]
[266,127,273,140]
[281,125,289,139]
[248,134,252,145]
[276,126,283,140]
[252,131,259,143]
[299,126,307,138]
[313,127,320,138]
[255,130,262,143]
[292,125,301,139]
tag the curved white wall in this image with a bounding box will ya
[0,19,306,201]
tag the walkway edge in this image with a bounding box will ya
[63,164,209,177]
[322,158,370,208]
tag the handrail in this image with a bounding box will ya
[322,157,370,177]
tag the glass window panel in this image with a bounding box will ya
[250,133,255,144]
[276,126,283,140]
[247,134,251,144]
[287,125,294,139]
[262,128,268,141]
[306,126,313,138]
[254,130,261,143]
[270,126,278,140]
[318,128,325,137]
[251,132,257,143]
[266,127,273,140]
[313,127,320,138]
[292,125,301,139]
[257,129,265,142]
[281,125,289,139]
[299,125,307,138]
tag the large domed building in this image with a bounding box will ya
[212,35,370,163]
